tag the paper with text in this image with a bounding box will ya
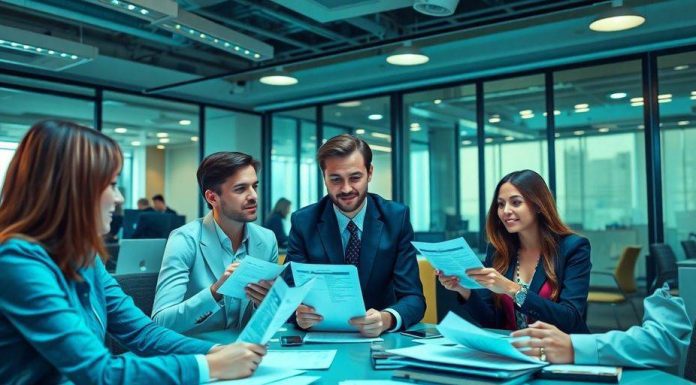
[218,257,288,299]
[411,238,484,289]
[303,332,383,343]
[263,350,337,370]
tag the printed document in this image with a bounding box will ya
[210,365,304,384]
[237,277,314,344]
[303,332,383,343]
[291,262,365,331]
[218,257,288,299]
[411,238,484,289]
[263,350,337,369]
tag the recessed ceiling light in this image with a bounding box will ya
[674,65,689,71]
[484,138,493,143]
[631,102,644,107]
[114,127,127,134]
[159,138,170,143]
[488,117,501,123]
[179,119,192,125]
[521,114,535,119]
[462,140,472,145]
[370,144,392,153]
[574,103,589,109]
[677,121,690,126]
[574,130,585,136]
[433,99,442,104]
[658,98,672,104]
[368,114,383,121]
[638,124,645,129]
[337,101,362,108]
[658,93,672,99]
[505,136,515,141]
[386,43,429,66]
[259,74,298,86]
[609,92,627,99]
[130,140,141,146]
[156,132,169,138]
[589,5,645,32]
[598,127,610,133]
[630,97,643,103]
[410,123,421,132]
[157,144,165,150]
[519,110,533,115]
[190,136,199,142]
[355,128,366,135]
[371,132,391,140]
[554,133,561,138]
[575,108,590,113]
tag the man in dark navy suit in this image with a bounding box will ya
[287,134,425,337]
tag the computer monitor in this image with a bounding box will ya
[115,239,167,275]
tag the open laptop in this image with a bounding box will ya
[115,239,167,275]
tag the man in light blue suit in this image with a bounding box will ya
[153,152,278,334]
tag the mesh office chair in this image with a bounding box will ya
[682,240,696,260]
[649,243,679,295]
[587,246,642,329]
[686,321,696,383]
[107,272,159,354]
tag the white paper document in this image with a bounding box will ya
[386,344,543,371]
[268,375,321,385]
[436,312,542,365]
[291,262,366,331]
[339,381,408,385]
[411,238,484,289]
[237,277,315,345]
[263,350,337,370]
[218,257,288,299]
[210,366,304,385]
[303,332,383,343]
[411,336,456,346]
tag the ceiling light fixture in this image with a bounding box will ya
[370,144,392,153]
[371,132,391,139]
[433,99,442,105]
[609,92,627,99]
[355,128,366,135]
[574,103,589,109]
[179,119,191,125]
[677,121,690,126]
[190,136,199,142]
[0,25,98,71]
[156,132,169,138]
[259,67,298,86]
[413,0,460,17]
[598,127,610,133]
[589,0,645,32]
[519,110,533,115]
[386,41,429,66]
[674,65,689,71]
[521,114,535,119]
[630,97,643,103]
[488,114,501,124]
[160,10,273,61]
[574,130,585,136]
[462,140,472,145]
[631,102,644,107]
[157,144,165,150]
[410,123,422,132]
[114,127,128,134]
[130,140,141,146]
[575,108,590,113]
[368,114,384,121]
[337,101,362,108]
[505,136,515,141]
[83,0,178,23]
[484,138,493,143]
[159,138,170,143]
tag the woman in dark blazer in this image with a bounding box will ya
[439,170,591,335]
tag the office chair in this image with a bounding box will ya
[108,273,159,354]
[649,243,679,295]
[686,321,696,382]
[681,240,696,259]
[587,246,642,329]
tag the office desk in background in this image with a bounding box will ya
[192,324,692,385]
[678,259,696,322]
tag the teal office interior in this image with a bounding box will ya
[0,0,695,334]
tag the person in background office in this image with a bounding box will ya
[0,120,265,384]
[438,169,591,333]
[137,197,154,211]
[287,134,425,337]
[264,198,291,249]
[152,194,177,214]
[510,284,692,372]
[152,152,278,334]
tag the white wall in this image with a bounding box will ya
[165,144,199,222]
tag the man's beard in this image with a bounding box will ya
[331,189,367,213]
[220,200,257,223]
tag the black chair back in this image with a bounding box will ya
[682,240,696,260]
[649,243,679,292]
[108,272,159,354]
[685,322,696,382]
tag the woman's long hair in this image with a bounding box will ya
[271,198,291,218]
[485,170,573,301]
[0,120,122,280]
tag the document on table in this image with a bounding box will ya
[237,277,315,345]
[218,257,288,299]
[303,332,383,343]
[268,376,320,385]
[386,344,544,371]
[339,381,409,385]
[411,237,484,289]
[210,365,304,384]
[263,350,337,369]
[411,336,456,346]
[436,312,542,364]
[291,262,365,331]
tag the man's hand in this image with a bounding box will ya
[245,279,274,306]
[296,304,323,330]
[511,321,575,364]
[206,343,266,380]
[210,262,240,301]
[349,308,392,337]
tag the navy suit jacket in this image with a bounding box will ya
[465,234,591,334]
[286,193,425,329]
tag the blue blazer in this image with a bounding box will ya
[464,234,592,334]
[287,193,425,329]
[0,239,213,385]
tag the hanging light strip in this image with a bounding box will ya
[82,0,178,23]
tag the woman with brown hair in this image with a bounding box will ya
[438,169,591,337]
[0,120,265,384]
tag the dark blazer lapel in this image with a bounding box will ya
[317,200,345,265]
[529,259,547,294]
[358,196,382,288]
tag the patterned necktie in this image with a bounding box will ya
[345,220,361,267]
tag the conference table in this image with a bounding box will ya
[193,325,693,385]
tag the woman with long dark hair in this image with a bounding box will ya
[0,120,265,384]
[439,170,591,336]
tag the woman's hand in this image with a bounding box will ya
[206,343,267,380]
[466,268,520,297]
[510,321,574,364]
[435,270,471,300]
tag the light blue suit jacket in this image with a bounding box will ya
[0,238,213,385]
[152,213,278,334]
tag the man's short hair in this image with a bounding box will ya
[197,152,260,209]
[152,194,165,203]
[137,198,150,206]
[316,134,372,172]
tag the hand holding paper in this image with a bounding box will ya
[412,238,484,289]
[218,257,288,299]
